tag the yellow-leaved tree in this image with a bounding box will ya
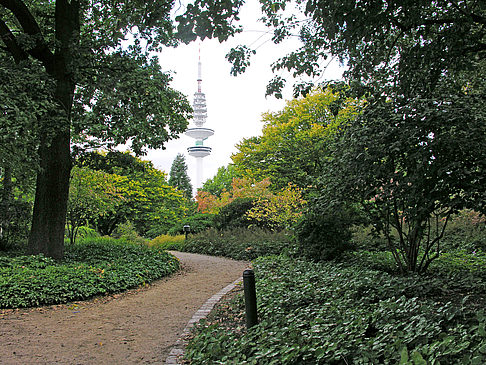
[247,183,307,231]
[195,177,272,214]
[232,86,362,193]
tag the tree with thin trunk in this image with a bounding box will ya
[66,166,123,245]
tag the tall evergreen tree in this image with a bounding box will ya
[169,154,193,200]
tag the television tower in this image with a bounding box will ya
[185,49,214,191]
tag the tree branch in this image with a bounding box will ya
[0,0,54,70]
[392,14,471,34]
[0,16,27,62]
[55,0,77,47]
[449,0,486,25]
[417,210,451,271]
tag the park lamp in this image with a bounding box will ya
[183,225,191,240]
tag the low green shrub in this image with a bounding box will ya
[350,224,389,252]
[64,225,102,245]
[347,248,486,279]
[344,250,399,273]
[148,234,186,251]
[433,249,486,273]
[181,227,296,260]
[352,209,485,253]
[75,225,100,239]
[295,207,355,261]
[186,255,486,364]
[166,213,217,236]
[0,237,179,308]
[441,210,486,252]
[213,197,260,230]
[111,221,147,244]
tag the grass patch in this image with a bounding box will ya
[148,234,186,251]
[0,237,179,308]
[186,254,486,364]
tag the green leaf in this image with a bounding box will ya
[411,351,427,365]
[400,347,410,364]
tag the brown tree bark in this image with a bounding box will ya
[28,129,71,259]
[24,0,79,258]
[0,166,13,240]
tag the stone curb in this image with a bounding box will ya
[165,276,243,364]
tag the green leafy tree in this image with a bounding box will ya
[196,178,273,214]
[133,166,187,238]
[79,151,187,237]
[79,151,148,235]
[0,0,243,258]
[325,83,486,273]
[78,151,148,176]
[66,167,123,245]
[201,164,241,198]
[226,0,485,272]
[168,153,193,200]
[196,177,306,230]
[228,0,485,98]
[232,87,361,192]
[0,54,48,245]
[247,183,307,231]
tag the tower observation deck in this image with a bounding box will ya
[185,51,213,190]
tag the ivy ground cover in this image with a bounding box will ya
[0,238,180,308]
[186,255,486,364]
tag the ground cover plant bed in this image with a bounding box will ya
[185,254,486,364]
[180,228,296,260]
[0,238,180,308]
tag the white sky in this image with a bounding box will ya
[145,1,344,190]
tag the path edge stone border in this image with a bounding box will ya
[165,275,244,364]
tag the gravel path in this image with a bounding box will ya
[0,251,248,364]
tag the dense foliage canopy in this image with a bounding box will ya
[201,164,241,198]
[324,81,486,272]
[78,151,187,238]
[232,87,361,193]
[0,0,243,257]
[228,0,486,272]
[66,166,124,244]
[228,0,485,98]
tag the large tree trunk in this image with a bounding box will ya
[0,166,13,240]
[26,0,79,259]
[27,74,74,259]
[27,129,71,259]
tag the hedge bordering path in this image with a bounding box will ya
[0,251,248,364]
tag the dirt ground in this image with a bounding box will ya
[0,251,248,364]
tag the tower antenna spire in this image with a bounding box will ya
[197,44,202,93]
[186,46,214,192]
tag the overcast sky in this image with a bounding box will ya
[145,1,344,191]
